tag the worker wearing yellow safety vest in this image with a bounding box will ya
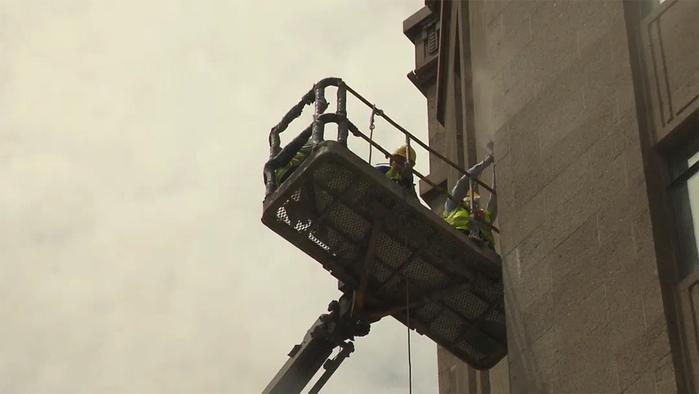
[443,153,496,249]
[275,141,314,185]
[375,145,418,198]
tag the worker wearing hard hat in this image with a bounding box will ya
[375,144,417,198]
[443,153,496,249]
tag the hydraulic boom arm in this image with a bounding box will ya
[262,293,370,394]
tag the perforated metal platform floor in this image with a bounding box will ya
[262,141,506,369]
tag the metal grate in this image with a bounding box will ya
[415,302,443,322]
[402,257,448,287]
[312,161,353,194]
[443,285,489,320]
[324,200,370,242]
[456,339,486,362]
[375,232,412,269]
[262,141,506,369]
[429,309,465,343]
[371,262,394,284]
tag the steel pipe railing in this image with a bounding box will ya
[343,83,495,195]
[347,121,500,234]
[264,76,499,236]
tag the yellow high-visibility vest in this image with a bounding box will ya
[443,206,472,231]
[275,143,312,184]
[443,206,495,248]
[385,166,403,182]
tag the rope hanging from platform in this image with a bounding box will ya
[368,105,377,165]
[406,281,413,394]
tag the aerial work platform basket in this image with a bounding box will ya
[262,78,506,369]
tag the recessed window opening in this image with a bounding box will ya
[669,135,699,280]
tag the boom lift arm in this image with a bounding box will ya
[261,77,507,391]
[263,290,371,394]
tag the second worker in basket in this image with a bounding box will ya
[442,153,497,249]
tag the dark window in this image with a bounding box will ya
[670,139,699,279]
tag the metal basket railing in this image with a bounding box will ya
[263,77,499,234]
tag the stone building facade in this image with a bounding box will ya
[403,0,699,392]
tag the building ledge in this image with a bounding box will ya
[403,6,433,43]
[407,56,438,97]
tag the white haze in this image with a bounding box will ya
[0,0,438,393]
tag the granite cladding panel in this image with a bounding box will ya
[658,0,699,114]
[654,354,677,394]
[484,0,675,392]
[426,85,449,184]
[614,316,672,392]
[554,321,618,393]
[424,0,679,391]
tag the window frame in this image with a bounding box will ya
[668,136,699,280]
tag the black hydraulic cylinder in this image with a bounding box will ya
[262,318,336,394]
[308,341,354,394]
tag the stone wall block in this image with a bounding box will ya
[508,352,535,393]
[555,279,609,342]
[494,151,516,232]
[507,227,594,317]
[580,41,618,113]
[622,373,656,394]
[489,5,534,71]
[595,179,647,245]
[574,143,627,220]
[534,137,624,246]
[498,15,577,117]
[528,326,559,390]
[507,59,619,212]
[653,354,677,394]
[507,318,532,392]
[623,142,647,189]
[574,0,624,57]
[631,205,657,267]
[552,252,606,311]
[614,82,638,126]
[492,115,511,160]
[603,231,639,276]
[509,253,552,313]
[482,0,509,28]
[508,219,547,267]
[482,12,505,66]
[505,36,608,143]
[548,214,599,283]
[539,106,616,197]
[614,316,673,392]
[437,345,460,374]
[511,164,545,219]
[607,260,648,348]
[642,280,666,331]
[504,116,626,250]
[536,89,587,156]
[488,69,510,133]
[554,321,617,394]
[522,291,554,345]
[513,2,578,83]
[511,325,559,394]
[504,165,583,252]
[501,75,545,129]
[425,87,451,185]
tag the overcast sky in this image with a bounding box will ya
[0,1,437,393]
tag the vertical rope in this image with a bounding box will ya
[405,135,412,173]
[406,281,413,394]
[368,106,376,165]
[399,188,413,394]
